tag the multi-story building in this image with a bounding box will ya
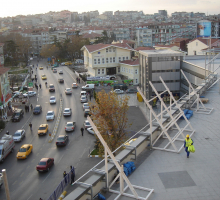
[136,27,152,46]
[0,43,4,67]
[197,20,220,38]
[158,10,167,17]
[139,49,184,99]
[81,43,133,76]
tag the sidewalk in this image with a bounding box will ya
[106,83,220,200]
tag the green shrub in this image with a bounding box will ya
[0,120,6,129]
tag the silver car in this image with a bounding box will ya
[82,103,90,111]
[13,129,25,142]
[84,120,92,129]
[65,122,76,132]
[65,88,72,95]
[81,95,87,103]
[50,96,56,104]
[63,108,72,116]
[87,127,95,135]
[46,111,55,121]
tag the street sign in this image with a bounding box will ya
[28,82,33,87]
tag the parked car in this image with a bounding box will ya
[84,109,91,117]
[65,122,76,132]
[63,108,72,116]
[58,78,64,83]
[72,83,78,88]
[112,89,124,94]
[36,158,54,172]
[65,88,72,95]
[38,124,49,135]
[59,70,63,74]
[53,68,57,73]
[13,129,25,142]
[16,144,33,159]
[13,91,23,98]
[50,96,56,104]
[80,91,87,96]
[56,135,69,147]
[126,89,137,93]
[23,91,37,97]
[84,120,92,129]
[82,84,95,91]
[33,105,42,114]
[61,62,65,66]
[49,84,55,92]
[81,95,87,103]
[87,127,95,135]
[11,109,24,122]
[46,111,55,121]
[82,103,89,111]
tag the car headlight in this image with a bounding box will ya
[22,155,26,157]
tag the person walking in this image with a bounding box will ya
[70,171,75,185]
[39,84,41,89]
[80,127,84,136]
[184,134,194,158]
[29,122,32,131]
[30,104,33,110]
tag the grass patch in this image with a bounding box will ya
[90,149,99,155]
[8,69,28,74]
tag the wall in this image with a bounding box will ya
[120,63,139,84]
[187,40,208,55]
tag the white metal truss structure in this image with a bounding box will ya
[87,117,154,200]
[181,69,213,114]
[137,76,195,153]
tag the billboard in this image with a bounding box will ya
[197,21,211,37]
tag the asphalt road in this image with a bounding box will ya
[0,59,99,200]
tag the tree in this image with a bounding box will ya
[40,44,59,58]
[90,90,130,155]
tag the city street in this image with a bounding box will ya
[0,59,99,200]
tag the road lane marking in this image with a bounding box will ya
[27,194,33,200]
[42,172,51,183]
[12,180,17,185]
[58,154,64,164]
[19,181,23,185]
[20,172,24,177]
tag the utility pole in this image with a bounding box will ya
[2,169,11,200]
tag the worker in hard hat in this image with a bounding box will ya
[184,134,193,158]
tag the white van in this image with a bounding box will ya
[82,84,95,91]
[0,134,15,162]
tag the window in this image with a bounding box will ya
[113,57,115,62]
[106,58,108,63]
[196,42,198,46]
[135,79,138,84]
[102,69,104,74]
[102,58,105,64]
[129,69,130,73]
[98,69,100,74]
[118,67,120,73]
[126,68,128,72]
[98,59,100,64]
[109,48,112,52]
[135,69,138,74]
[106,48,108,53]
[94,59,97,64]
[126,56,128,60]
[119,57,121,62]
[113,48,116,52]
[110,57,112,63]
[123,57,125,61]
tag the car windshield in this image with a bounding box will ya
[49,85,54,88]
[34,107,40,110]
[14,132,21,136]
[19,148,27,152]
[14,113,20,116]
[82,97,86,99]
[57,137,64,141]
[50,97,55,100]
[47,113,53,116]
[86,122,90,126]
[64,109,70,112]
[38,162,46,165]
[66,123,73,126]
[38,127,46,130]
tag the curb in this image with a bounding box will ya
[89,155,105,158]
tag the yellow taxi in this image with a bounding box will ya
[41,74,47,80]
[38,124,49,136]
[17,144,33,159]
[39,66,44,70]
[65,61,72,66]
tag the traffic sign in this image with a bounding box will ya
[28,82,33,87]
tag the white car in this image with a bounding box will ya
[84,120,92,129]
[50,96,56,104]
[59,70,63,74]
[112,89,124,94]
[87,127,95,135]
[23,91,37,97]
[46,111,55,121]
[13,129,25,142]
[82,103,90,111]
[72,83,78,88]
[80,91,87,96]
[65,88,72,95]
[81,95,87,103]
[63,108,72,116]
[61,62,65,66]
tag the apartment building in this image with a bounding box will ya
[139,49,184,99]
[81,43,133,76]
[0,43,4,67]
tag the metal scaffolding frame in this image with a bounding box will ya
[181,70,214,114]
[87,117,154,200]
[137,76,195,153]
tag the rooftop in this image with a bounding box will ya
[140,49,184,57]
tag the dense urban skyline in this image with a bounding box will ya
[1,0,219,18]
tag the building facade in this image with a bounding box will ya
[139,49,184,99]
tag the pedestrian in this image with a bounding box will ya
[29,122,32,131]
[39,198,43,200]
[184,134,194,158]
[27,105,29,112]
[79,78,80,83]
[63,171,67,183]
[70,171,75,185]
[39,84,41,89]
[6,130,9,135]
[90,95,92,101]
[80,127,84,136]
[36,85,38,90]
[30,104,33,110]
[32,70,33,74]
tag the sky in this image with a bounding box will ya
[1,0,219,18]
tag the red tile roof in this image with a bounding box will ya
[171,38,189,43]
[82,32,102,39]
[135,47,155,51]
[0,67,10,75]
[83,43,133,53]
[120,59,139,65]
[188,38,220,46]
